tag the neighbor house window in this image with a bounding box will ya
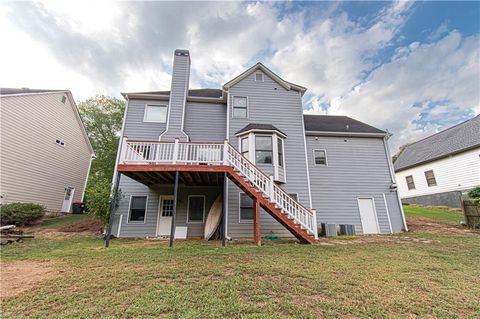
[232,96,248,118]
[255,136,273,164]
[241,137,249,158]
[314,150,327,166]
[277,138,284,167]
[239,193,254,222]
[424,170,437,187]
[187,196,205,223]
[405,175,415,190]
[129,196,147,222]
[144,104,167,123]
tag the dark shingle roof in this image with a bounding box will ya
[0,88,66,96]
[303,115,386,134]
[125,88,223,98]
[394,115,480,172]
[236,123,287,136]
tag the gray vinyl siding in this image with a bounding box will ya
[184,102,226,141]
[0,93,92,211]
[111,178,221,238]
[227,70,311,239]
[160,53,190,141]
[306,135,404,234]
[123,99,167,139]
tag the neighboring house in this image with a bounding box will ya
[109,49,406,244]
[394,115,480,208]
[0,88,95,212]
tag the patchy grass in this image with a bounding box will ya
[403,205,464,223]
[1,229,479,318]
[36,214,95,229]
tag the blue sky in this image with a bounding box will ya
[0,1,478,151]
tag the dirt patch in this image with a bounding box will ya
[57,218,103,233]
[0,261,62,299]
[407,217,478,235]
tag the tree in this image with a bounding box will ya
[392,143,410,163]
[79,95,125,223]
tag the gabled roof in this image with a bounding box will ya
[1,88,67,96]
[303,115,386,135]
[394,115,480,172]
[223,63,307,96]
[235,123,287,137]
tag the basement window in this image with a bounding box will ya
[128,196,147,222]
[424,170,437,187]
[239,193,254,222]
[405,175,416,190]
[144,104,167,123]
[187,196,205,223]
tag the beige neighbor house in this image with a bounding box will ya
[0,88,94,212]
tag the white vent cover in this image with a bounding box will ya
[255,73,264,82]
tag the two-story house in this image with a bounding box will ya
[0,88,94,212]
[107,49,406,244]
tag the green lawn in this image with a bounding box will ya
[403,205,464,223]
[2,229,479,318]
[36,214,93,229]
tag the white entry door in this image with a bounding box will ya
[357,198,380,234]
[156,196,174,236]
[61,187,75,213]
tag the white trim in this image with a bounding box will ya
[305,131,387,138]
[383,193,394,234]
[231,95,249,119]
[65,92,95,155]
[156,195,174,236]
[187,195,206,224]
[81,155,94,201]
[301,106,313,209]
[313,149,328,166]
[126,195,148,224]
[238,192,254,224]
[235,128,287,139]
[254,72,264,82]
[383,136,408,231]
[0,90,68,98]
[117,214,123,237]
[143,103,168,123]
[357,197,381,234]
[226,90,230,140]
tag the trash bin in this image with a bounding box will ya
[72,202,85,215]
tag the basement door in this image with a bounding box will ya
[61,187,75,213]
[156,196,174,236]
[357,198,380,234]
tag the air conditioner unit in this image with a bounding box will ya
[325,223,338,237]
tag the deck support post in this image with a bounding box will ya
[169,171,179,248]
[253,198,261,246]
[105,171,121,248]
[222,172,227,247]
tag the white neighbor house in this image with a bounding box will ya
[394,115,480,208]
[0,88,95,213]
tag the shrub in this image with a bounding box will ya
[0,203,46,226]
[467,185,480,200]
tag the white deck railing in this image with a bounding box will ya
[120,139,318,239]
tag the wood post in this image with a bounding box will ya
[105,171,121,248]
[222,172,227,247]
[253,198,261,246]
[169,171,179,248]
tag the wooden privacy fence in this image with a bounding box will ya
[462,200,480,228]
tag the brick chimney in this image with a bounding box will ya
[160,49,190,141]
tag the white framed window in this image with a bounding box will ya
[255,72,264,82]
[277,138,284,167]
[255,135,273,164]
[128,196,148,223]
[424,170,437,187]
[239,193,254,223]
[232,96,248,118]
[313,149,327,166]
[144,104,168,123]
[241,136,249,158]
[55,139,65,147]
[405,175,415,190]
[187,195,205,223]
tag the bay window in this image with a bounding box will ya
[255,136,273,164]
